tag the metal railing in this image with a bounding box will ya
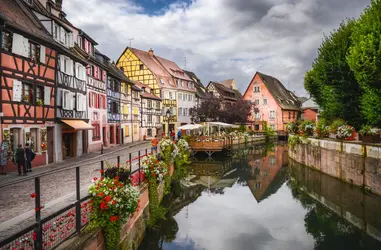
[0,146,156,250]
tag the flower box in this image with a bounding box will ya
[360,135,381,143]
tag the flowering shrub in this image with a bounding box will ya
[141,154,168,182]
[286,122,299,134]
[159,138,175,152]
[298,121,315,136]
[329,119,346,134]
[359,125,381,136]
[177,138,189,151]
[315,119,330,138]
[88,176,139,250]
[336,125,355,140]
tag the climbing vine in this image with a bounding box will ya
[141,154,168,227]
[288,135,301,150]
[159,138,178,194]
[173,139,191,181]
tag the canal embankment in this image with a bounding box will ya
[288,136,381,195]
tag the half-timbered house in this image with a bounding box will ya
[117,47,177,135]
[0,0,59,167]
[184,70,207,108]
[73,37,108,153]
[24,0,92,161]
[134,82,162,139]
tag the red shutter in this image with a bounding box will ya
[102,70,106,82]
[89,92,92,107]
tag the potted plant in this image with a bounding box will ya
[315,119,330,138]
[359,125,381,143]
[299,121,315,136]
[36,99,44,106]
[286,122,299,134]
[329,119,346,138]
[336,125,356,140]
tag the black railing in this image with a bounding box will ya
[0,146,156,250]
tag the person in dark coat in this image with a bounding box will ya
[25,143,34,172]
[15,144,27,176]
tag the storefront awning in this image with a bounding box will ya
[61,120,94,130]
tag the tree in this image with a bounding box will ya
[190,96,256,124]
[347,0,381,126]
[220,99,256,124]
[304,19,364,129]
[190,96,222,123]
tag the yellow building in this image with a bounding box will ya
[117,47,179,134]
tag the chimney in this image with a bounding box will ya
[56,0,63,10]
[148,48,154,56]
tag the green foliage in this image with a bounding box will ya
[263,123,276,139]
[347,0,381,126]
[147,172,167,228]
[359,124,381,136]
[316,119,330,138]
[288,135,301,150]
[238,124,246,132]
[286,122,299,134]
[300,121,315,136]
[329,119,347,133]
[304,19,364,129]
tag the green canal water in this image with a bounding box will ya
[138,142,381,250]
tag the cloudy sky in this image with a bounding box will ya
[63,0,370,96]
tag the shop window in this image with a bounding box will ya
[1,31,13,52]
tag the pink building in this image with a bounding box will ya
[242,72,301,132]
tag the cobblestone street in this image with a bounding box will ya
[0,141,151,242]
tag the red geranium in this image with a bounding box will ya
[94,177,98,181]
[30,193,36,198]
[97,192,105,197]
[110,215,118,222]
[100,202,108,210]
[104,195,111,202]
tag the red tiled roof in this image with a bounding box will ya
[133,82,161,100]
[129,48,170,78]
[155,56,192,82]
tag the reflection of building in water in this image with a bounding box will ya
[289,160,381,242]
[247,144,289,202]
[189,159,237,191]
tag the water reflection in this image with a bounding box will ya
[139,143,381,250]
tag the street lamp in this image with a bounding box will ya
[166,109,171,137]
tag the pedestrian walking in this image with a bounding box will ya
[171,130,176,141]
[14,144,27,176]
[177,130,182,140]
[151,135,159,153]
[25,143,35,172]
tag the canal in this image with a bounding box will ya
[138,142,381,250]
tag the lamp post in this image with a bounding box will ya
[166,109,171,137]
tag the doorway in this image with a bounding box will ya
[82,130,88,154]
[102,127,107,146]
[110,125,115,144]
[116,126,120,145]
[62,132,75,159]
[47,127,54,164]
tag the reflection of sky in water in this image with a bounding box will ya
[164,183,314,250]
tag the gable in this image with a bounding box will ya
[117,48,158,90]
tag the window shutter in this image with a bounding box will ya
[12,33,24,56]
[88,93,92,107]
[12,80,22,102]
[56,88,62,106]
[62,90,68,109]
[68,59,74,76]
[76,93,81,111]
[22,37,29,57]
[39,45,46,63]
[44,86,51,105]
[82,65,87,81]
[69,33,74,47]
[60,27,65,43]
[70,92,75,110]
[74,62,79,78]
[59,55,65,72]
[81,94,86,112]
[102,70,106,82]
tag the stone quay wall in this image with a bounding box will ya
[288,137,381,196]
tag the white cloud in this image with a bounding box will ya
[63,0,370,96]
